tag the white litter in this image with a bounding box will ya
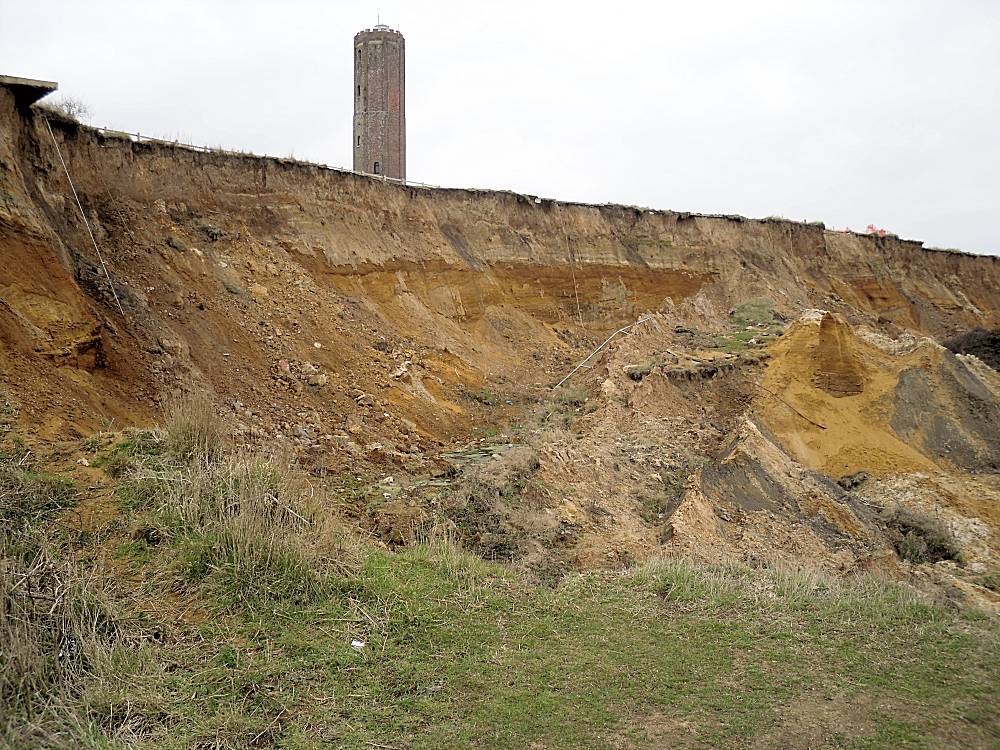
[351,639,366,653]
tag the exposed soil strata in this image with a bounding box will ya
[812,313,864,396]
[2,89,1000,599]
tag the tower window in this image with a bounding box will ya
[357,84,361,96]
[373,161,381,175]
[357,135,361,146]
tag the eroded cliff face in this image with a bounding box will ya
[2,92,997,438]
[2,90,1000,596]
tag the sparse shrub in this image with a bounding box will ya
[625,362,655,382]
[537,385,595,429]
[476,446,539,490]
[81,434,108,454]
[882,506,962,564]
[163,392,224,463]
[553,386,588,407]
[943,327,1000,371]
[0,434,30,463]
[444,447,539,561]
[973,570,1000,593]
[470,388,500,406]
[37,96,90,123]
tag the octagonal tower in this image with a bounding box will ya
[353,24,405,180]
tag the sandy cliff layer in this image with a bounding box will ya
[1,88,997,441]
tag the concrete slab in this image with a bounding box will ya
[0,75,58,105]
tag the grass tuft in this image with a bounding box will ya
[155,452,359,607]
[730,297,778,327]
[0,529,119,746]
[163,392,224,464]
[94,430,164,478]
[553,385,589,407]
[0,460,76,530]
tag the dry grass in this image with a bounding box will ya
[2,420,365,744]
[163,391,224,464]
[100,405,362,609]
[0,461,76,530]
[0,529,118,746]
[631,554,936,621]
[154,451,361,607]
[0,457,115,744]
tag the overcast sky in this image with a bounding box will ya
[2,1,998,254]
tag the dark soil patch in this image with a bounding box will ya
[944,327,1000,371]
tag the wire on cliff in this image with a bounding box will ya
[554,316,654,390]
[44,117,127,321]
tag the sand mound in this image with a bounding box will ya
[756,311,1000,479]
[755,312,936,478]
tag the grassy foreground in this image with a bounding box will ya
[2,407,999,748]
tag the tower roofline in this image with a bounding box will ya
[355,25,403,37]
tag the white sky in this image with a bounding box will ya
[2,0,998,254]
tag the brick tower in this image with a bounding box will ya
[353,24,406,180]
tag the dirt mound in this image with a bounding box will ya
[755,311,1000,475]
[754,312,936,478]
[891,351,1000,471]
[663,417,878,569]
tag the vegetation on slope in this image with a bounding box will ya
[1,403,998,749]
